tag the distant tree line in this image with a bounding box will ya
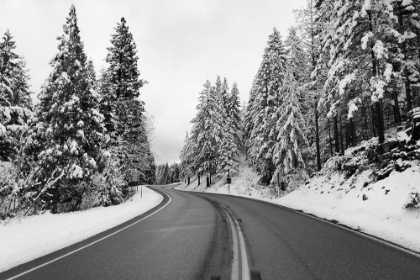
[155,162,180,185]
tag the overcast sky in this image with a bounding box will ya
[0,0,307,164]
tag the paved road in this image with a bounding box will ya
[1,186,231,280]
[2,186,420,280]
[194,192,420,280]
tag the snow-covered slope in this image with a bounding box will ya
[177,146,420,253]
[0,186,163,272]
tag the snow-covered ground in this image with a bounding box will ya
[177,154,420,253]
[0,186,163,272]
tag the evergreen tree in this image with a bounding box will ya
[106,17,145,101]
[273,69,309,173]
[86,59,97,90]
[0,30,33,161]
[180,131,194,177]
[218,82,242,174]
[104,17,151,182]
[285,27,309,83]
[228,82,242,147]
[20,5,105,211]
[189,80,215,173]
[245,28,287,182]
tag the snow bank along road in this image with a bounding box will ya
[2,186,420,280]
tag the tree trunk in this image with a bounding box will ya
[350,118,356,146]
[339,114,344,154]
[345,121,349,148]
[375,102,385,143]
[363,103,369,140]
[333,116,339,154]
[328,119,333,157]
[393,84,401,124]
[371,105,377,137]
[369,11,385,143]
[315,98,321,171]
[398,10,413,112]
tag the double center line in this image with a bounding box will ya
[219,204,250,280]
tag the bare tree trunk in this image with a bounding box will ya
[328,119,333,157]
[339,113,344,154]
[398,10,413,112]
[350,118,357,146]
[371,105,377,137]
[393,84,401,124]
[334,115,340,154]
[315,98,321,171]
[369,11,385,144]
[363,103,369,140]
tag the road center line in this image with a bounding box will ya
[6,188,172,280]
[221,205,250,280]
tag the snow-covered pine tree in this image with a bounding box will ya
[104,17,150,182]
[324,0,399,144]
[391,0,420,112]
[284,25,320,171]
[243,77,258,160]
[285,27,309,83]
[98,67,117,147]
[273,69,309,175]
[217,81,242,174]
[86,59,97,90]
[0,30,33,161]
[20,5,105,212]
[189,80,215,174]
[294,0,327,171]
[228,82,243,148]
[246,28,287,182]
[106,17,144,101]
[180,131,195,178]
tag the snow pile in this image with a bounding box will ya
[0,186,163,272]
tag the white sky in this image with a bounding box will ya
[0,0,307,164]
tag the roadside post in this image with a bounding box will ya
[273,171,283,198]
[141,185,143,198]
[198,172,201,186]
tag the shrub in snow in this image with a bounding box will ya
[403,192,420,209]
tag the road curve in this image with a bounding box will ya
[0,186,231,280]
[3,185,420,280]
[193,192,420,280]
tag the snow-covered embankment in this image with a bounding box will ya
[0,186,163,272]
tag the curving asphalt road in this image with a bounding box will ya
[193,192,420,280]
[1,187,231,280]
[2,185,420,280]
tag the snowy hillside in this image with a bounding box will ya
[177,143,420,253]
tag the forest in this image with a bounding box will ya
[0,5,154,219]
[180,0,420,189]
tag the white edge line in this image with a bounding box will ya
[6,188,172,280]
